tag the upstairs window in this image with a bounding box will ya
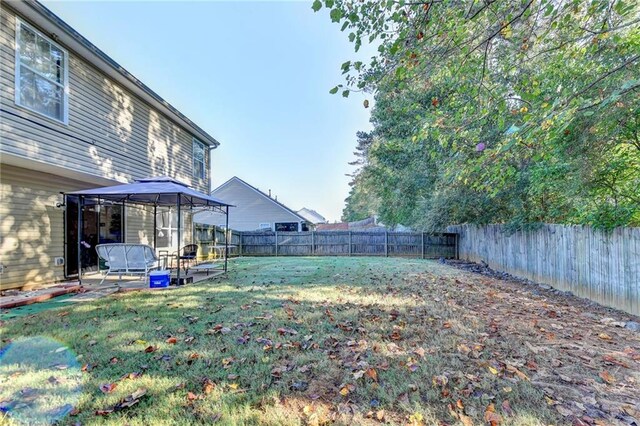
[193,138,206,179]
[15,20,68,123]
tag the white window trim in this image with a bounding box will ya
[193,137,206,179]
[14,18,70,125]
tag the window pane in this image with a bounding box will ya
[193,140,205,178]
[19,25,37,69]
[18,66,37,108]
[193,140,204,159]
[34,34,53,77]
[19,67,63,120]
[50,46,65,84]
[194,161,204,179]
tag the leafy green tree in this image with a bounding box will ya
[319,0,640,229]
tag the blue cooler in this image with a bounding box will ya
[149,270,170,288]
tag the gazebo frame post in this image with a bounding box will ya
[153,204,157,250]
[224,205,229,272]
[77,195,83,285]
[177,195,181,284]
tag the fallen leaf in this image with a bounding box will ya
[484,403,502,426]
[501,400,514,417]
[365,368,378,382]
[376,409,385,421]
[203,378,216,394]
[99,383,117,393]
[129,387,147,400]
[166,337,178,344]
[598,370,615,384]
[506,364,529,381]
[556,405,573,417]
[598,333,612,341]
[144,345,158,353]
[340,383,355,396]
[120,372,143,380]
[602,354,629,368]
[432,375,448,387]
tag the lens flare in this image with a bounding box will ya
[0,336,82,425]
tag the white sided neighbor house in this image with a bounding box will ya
[0,0,220,290]
[194,177,313,232]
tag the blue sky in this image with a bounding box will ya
[42,0,374,222]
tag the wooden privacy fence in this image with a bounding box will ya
[193,224,242,260]
[448,224,640,316]
[194,226,457,259]
[237,231,457,258]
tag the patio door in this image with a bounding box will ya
[65,196,124,277]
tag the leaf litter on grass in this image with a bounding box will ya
[1,257,639,425]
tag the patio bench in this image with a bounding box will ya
[95,244,160,285]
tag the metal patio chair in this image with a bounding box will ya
[170,244,199,273]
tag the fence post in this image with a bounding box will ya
[275,231,278,256]
[311,231,315,255]
[385,231,388,257]
[238,231,243,256]
[349,231,352,256]
[421,232,425,259]
[455,233,459,259]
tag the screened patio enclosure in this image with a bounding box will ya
[65,176,232,284]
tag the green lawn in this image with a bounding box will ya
[1,257,638,425]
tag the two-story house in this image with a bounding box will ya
[0,0,219,290]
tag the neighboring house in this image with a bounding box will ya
[296,207,327,225]
[194,177,311,232]
[0,0,219,290]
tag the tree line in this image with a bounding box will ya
[314,0,640,230]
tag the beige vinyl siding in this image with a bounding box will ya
[124,206,193,249]
[125,205,155,246]
[0,5,209,193]
[200,179,302,231]
[0,164,88,290]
